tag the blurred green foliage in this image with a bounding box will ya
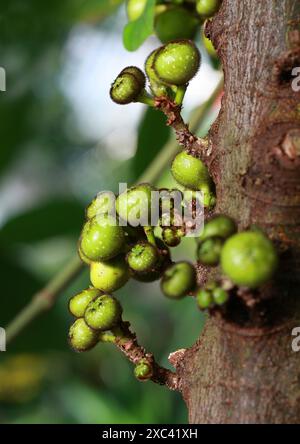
[133,107,170,180]
[123,0,155,51]
[0,0,207,424]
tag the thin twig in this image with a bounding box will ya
[139,77,223,183]
[6,256,83,344]
[114,321,181,391]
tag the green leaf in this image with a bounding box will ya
[0,199,85,245]
[132,107,170,180]
[123,0,156,51]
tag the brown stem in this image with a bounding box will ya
[154,96,212,162]
[114,321,180,391]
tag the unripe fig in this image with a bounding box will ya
[69,288,101,318]
[199,183,216,208]
[116,183,156,226]
[79,214,125,262]
[134,359,153,381]
[84,294,122,331]
[196,0,221,18]
[121,66,146,88]
[162,227,183,247]
[132,237,170,282]
[196,288,213,309]
[199,215,237,242]
[126,0,147,21]
[145,49,170,97]
[78,245,92,265]
[221,231,278,288]
[127,241,159,273]
[155,7,198,44]
[90,255,130,292]
[86,191,116,220]
[197,237,223,266]
[110,72,143,105]
[161,261,196,299]
[171,150,211,190]
[212,287,229,305]
[154,40,200,86]
[69,318,98,352]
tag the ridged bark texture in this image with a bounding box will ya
[178,0,300,424]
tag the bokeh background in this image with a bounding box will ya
[0,0,221,423]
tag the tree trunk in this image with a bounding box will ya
[177,0,300,423]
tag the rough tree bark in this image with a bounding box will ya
[175,0,300,423]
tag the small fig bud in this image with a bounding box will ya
[127,241,159,273]
[221,231,278,288]
[90,255,130,293]
[196,0,221,18]
[69,318,98,352]
[134,359,153,381]
[154,40,200,86]
[171,150,211,190]
[79,214,125,262]
[69,288,101,318]
[110,72,143,105]
[121,66,146,89]
[162,227,183,247]
[199,183,216,208]
[199,215,237,242]
[132,238,171,282]
[197,237,223,266]
[196,289,213,309]
[161,261,196,299]
[84,294,122,331]
[212,287,229,306]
